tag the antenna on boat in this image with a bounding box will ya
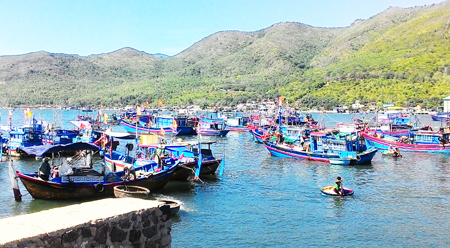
[219,136,225,176]
[194,123,202,182]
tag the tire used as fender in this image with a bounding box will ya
[95,183,105,193]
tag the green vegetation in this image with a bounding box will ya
[1,2,450,109]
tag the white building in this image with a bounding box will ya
[444,95,450,112]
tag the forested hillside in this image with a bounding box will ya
[0,1,449,109]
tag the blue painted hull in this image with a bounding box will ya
[250,129,265,143]
[121,119,195,135]
[263,141,377,165]
[363,132,450,153]
[198,129,230,136]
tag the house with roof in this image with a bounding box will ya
[444,95,450,112]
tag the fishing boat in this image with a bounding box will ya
[362,129,450,153]
[277,113,318,126]
[249,126,266,143]
[136,135,222,181]
[7,122,45,157]
[42,129,80,145]
[120,116,182,135]
[372,111,411,129]
[263,128,378,165]
[197,118,229,136]
[429,112,450,121]
[15,142,178,200]
[225,115,250,132]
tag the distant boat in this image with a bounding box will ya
[429,112,450,121]
[121,115,195,135]
[362,130,450,153]
[8,121,45,157]
[197,118,230,136]
[264,130,378,165]
[225,116,250,132]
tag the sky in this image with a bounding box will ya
[0,0,444,57]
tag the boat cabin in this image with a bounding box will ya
[412,130,450,145]
[199,118,226,131]
[309,131,366,154]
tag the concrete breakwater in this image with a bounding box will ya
[0,198,172,247]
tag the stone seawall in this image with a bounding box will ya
[0,198,172,248]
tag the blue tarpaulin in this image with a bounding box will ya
[19,142,99,157]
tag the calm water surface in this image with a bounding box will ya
[0,110,449,247]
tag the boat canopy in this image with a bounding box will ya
[19,142,99,157]
[103,129,136,139]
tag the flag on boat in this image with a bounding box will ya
[278,96,284,106]
[171,120,177,131]
[136,105,142,116]
[71,121,91,130]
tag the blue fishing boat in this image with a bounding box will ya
[249,126,266,143]
[263,129,377,165]
[16,142,178,200]
[226,116,250,132]
[42,129,80,145]
[197,118,229,136]
[429,112,450,121]
[7,121,45,157]
[362,129,450,153]
[373,111,411,128]
[136,137,222,181]
[120,115,194,135]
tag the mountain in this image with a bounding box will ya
[0,1,449,109]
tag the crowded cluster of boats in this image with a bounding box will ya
[3,105,450,201]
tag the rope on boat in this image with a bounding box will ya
[179,164,195,173]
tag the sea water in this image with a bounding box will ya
[0,110,449,247]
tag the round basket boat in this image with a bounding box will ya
[320,186,354,196]
[113,185,150,199]
[157,199,181,215]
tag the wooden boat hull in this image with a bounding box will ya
[113,185,150,198]
[197,130,230,136]
[250,129,265,143]
[321,186,354,196]
[157,199,181,215]
[172,158,222,181]
[263,141,377,165]
[363,132,450,153]
[17,164,177,200]
[226,126,249,132]
[329,158,352,165]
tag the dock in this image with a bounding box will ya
[0,198,172,247]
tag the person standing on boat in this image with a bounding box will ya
[38,157,51,181]
[333,176,344,196]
